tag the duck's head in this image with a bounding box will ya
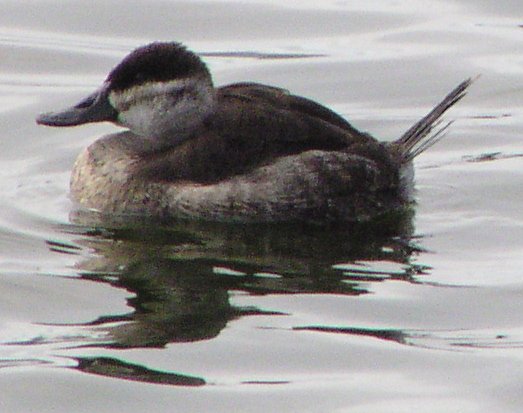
[37,42,215,145]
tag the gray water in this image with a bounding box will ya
[1,1,522,412]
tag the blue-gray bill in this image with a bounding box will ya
[36,86,117,127]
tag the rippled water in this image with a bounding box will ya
[1,1,522,412]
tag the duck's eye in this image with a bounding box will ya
[134,72,145,83]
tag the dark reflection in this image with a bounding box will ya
[200,51,326,59]
[292,326,522,351]
[74,357,205,386]
[65,209,421,347]
[81,256,285,347]
[49,208,423,384]
[293,326,408,344]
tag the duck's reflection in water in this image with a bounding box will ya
[69,209,423,346]
[59,209,424,385]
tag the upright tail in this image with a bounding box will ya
[393,77,474,163]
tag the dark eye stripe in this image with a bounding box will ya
[170,85,189,101]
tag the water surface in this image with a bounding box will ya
[1,1,522,412]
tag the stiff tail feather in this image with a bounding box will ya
[394,77,474,163]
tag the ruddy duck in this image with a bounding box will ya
[37,42,472,223]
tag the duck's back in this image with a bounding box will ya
[217,82,360,133]
[134,82,396,185]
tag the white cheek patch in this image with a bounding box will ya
[119,103,155,137]
[109,81,181,136]
[108,78,214,139]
